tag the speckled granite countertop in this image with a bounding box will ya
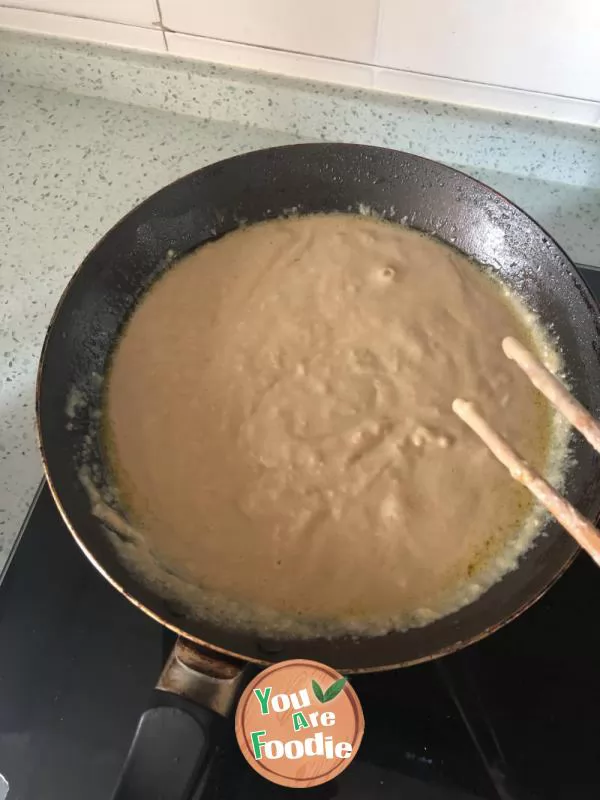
[0,31,599,567]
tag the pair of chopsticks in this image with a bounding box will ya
[453,337,600,568]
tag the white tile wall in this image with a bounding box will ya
[1,0,600,122]
[3,0,159,27]
[377,0,600,102]
[162,0,379,64]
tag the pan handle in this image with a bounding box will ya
[111,638,250,800]
[111,694,221,800]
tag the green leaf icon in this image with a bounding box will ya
[312,679,325,703]
[323,677,347,702]
[312,676,347,703]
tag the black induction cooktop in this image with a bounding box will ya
[1,268,600,800]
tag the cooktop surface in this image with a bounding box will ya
[1,268,599,800]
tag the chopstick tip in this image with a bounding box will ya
[502,336,519,360]
[452,398,472,418]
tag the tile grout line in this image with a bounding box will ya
[154,0,167,51]
[372,0,383,73]
[0,3,156,31]
[146,29,600,124]
[149,27,600,107]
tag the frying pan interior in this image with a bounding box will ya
[37,144,600,671]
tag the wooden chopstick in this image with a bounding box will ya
[453,336,600,566]
[452,399,600,567]
[502,336,600,452]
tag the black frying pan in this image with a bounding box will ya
[36,144,600,797]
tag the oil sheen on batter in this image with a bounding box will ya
[105,214,557,636]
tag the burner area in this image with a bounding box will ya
[1,268,600,800]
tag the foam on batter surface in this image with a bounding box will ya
[103,214,567,636]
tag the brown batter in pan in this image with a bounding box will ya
[105,214,560,636]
